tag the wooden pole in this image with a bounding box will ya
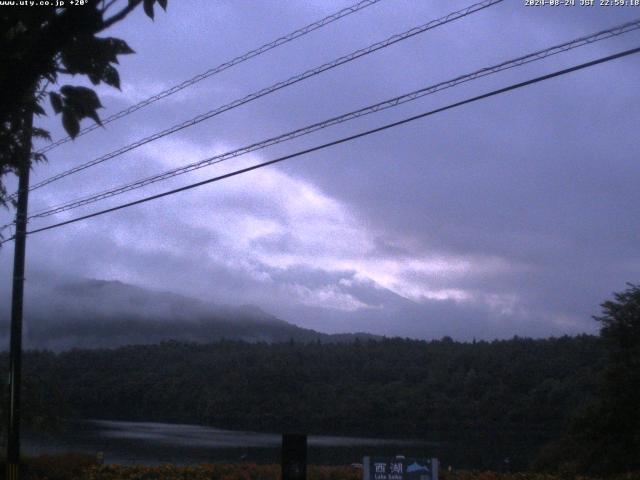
[6,102,33,480]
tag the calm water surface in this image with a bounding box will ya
[24,419,438,466]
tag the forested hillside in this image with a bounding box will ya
[11,335,603,442]
[0,279,378,350]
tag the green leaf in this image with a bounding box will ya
[86,109,102,126]
[49,92,63,114]
[88,71,101,85]
[59,85,74,96]
[31,152,47,163]
[59,86,103,126]
[32,102,45,116]
[32,127,51,141]
[60,86,103,112]
[59,35,95,74]
[157,0,168,10]
[62,110,80,138]
[107,38,135,56]
[61,36,133,78]
[144,0,155,19]
[102,65,121,90]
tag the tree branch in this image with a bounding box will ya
[100,0,143,31]
[101,0,120,14]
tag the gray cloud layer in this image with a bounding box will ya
[1,1,638,344]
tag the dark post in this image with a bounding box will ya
[281,433,307,480]
[6,104,33,480]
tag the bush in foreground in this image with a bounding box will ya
[76,465,640,480]
[5,456,640,480]
[50,463,357,480]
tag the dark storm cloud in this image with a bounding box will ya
[1,0,639,343]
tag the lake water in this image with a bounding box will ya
[24,419,439,466]
[23,419,542,469]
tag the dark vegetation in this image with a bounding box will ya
[14,457,640,480]
[537,284,640,475]
[3,335,604,465]
[30,336,603,438]
[0,284,637,475]
[1,0,168,214]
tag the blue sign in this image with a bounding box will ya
[363,457,438,480]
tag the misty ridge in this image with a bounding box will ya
[0,277,377,351]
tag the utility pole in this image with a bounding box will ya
[6,101,34,480]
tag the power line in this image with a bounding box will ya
[8,45,637,243]
[27,18,640,220]
[35,0,385,155]
[21,0,503,197]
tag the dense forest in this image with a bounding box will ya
[2,335,606,467]
[0,284,633,475]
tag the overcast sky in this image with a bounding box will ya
[1,0,639,341]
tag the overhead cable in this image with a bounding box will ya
[22,0,503,197]
[4,45,635,243]
[28,19,640,219]
[35,0,386,154]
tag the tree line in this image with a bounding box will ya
[2,284,638,475]
[3,336,602,464]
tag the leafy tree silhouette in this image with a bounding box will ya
[0,0,168,214]
[543,284,640,475]
[584,283,640,474]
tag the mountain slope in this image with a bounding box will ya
[0,278,376,350]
